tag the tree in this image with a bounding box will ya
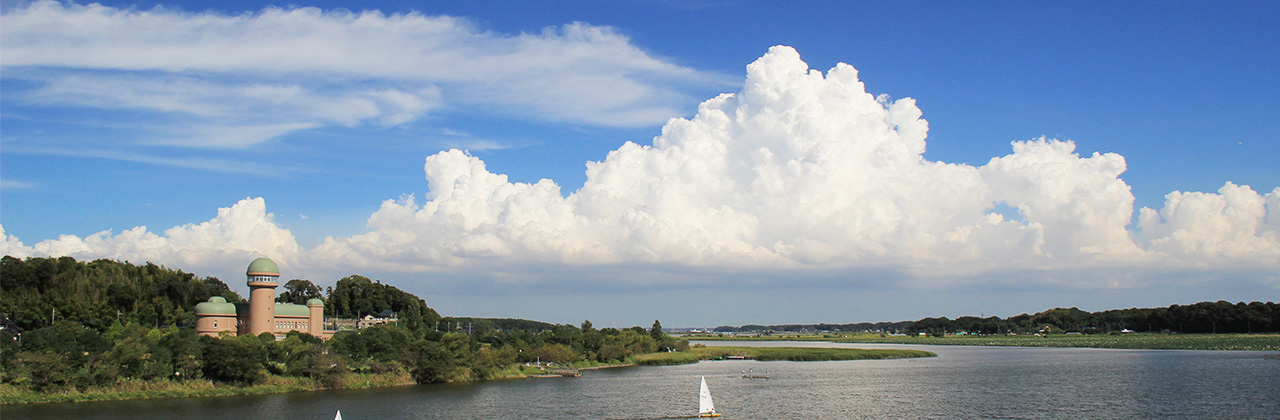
[203,277,244,302]
[597,345,626,363]
[104,322,173,380]
[327,275,442,332]
[198,335,266,384]
[160,327,203,380]
[650,320,664,341]
[10,350,72,390]
[404,339,455,384]
[329,324,416,363]
[277,279,323,304]
[524,344,579,365]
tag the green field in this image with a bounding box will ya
[689,333,1280,351]
[634,346,935,365]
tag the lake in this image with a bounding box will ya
[7,341,1278,419]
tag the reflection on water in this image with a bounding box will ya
[7,342,1279,419]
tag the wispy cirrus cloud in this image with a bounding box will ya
[2,145,295,176]
[0,180,38,190]
[0,1,726,148]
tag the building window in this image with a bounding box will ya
[213,321,218,328]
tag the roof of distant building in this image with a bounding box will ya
[195,296,237,316]
[275,303,311,317]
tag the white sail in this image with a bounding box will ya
[698,376,716,416]
[334,410,342,420]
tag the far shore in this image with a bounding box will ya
[683,332,1280,351]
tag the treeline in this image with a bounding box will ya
[904,302,1280,335]
[324,275,442,332]
[0,256,686,395]
[0,257,444,333]
[711,301,1280,336]
[1,319,683,393]
[439,317,557,334]
[1,256,241,331]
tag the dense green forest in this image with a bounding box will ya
[711,301,1280,335]
[0,256,683,398]
[1,256,242,330]
[324,274,442,332]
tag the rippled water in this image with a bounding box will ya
[8,342,1279,419]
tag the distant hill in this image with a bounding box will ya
[0,256,444,333]
[1,256,242,330]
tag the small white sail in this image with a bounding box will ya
[698,376,719,417]
[334,410,342,420]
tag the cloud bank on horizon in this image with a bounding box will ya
[4,45,1278,291]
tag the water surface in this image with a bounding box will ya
[7,341,1277,419]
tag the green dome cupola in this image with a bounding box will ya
[246,257,280,287]
[246,257,280,276]
[195,296,237,316]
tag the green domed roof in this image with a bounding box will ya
[246,258,280,276]
[306,298,324,306]
[275,303,311,317]
[195,296,237,316]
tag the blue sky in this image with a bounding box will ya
[2,0,1278,327]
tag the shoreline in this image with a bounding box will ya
[1,346,930,405]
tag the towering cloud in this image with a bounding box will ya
[3,46,1278,290]
[304,46,1278,284]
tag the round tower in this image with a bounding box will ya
[246,257,280,336]
[307,298,324,337]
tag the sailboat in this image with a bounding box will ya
[698,376,721,418]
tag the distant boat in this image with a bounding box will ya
[334,410,342,420]
[698,376,721,418]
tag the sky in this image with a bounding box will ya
[2,0,1278,328]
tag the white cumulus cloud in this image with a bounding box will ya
[1138,182,1280,265]
[0,198,299,279]
[304,46,1278,286]
[4,46,1277,292]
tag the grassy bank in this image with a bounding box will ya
[634,346,935,365]
[0,371,414,405]
[3,361,653,405]
[0,347,933,404]
[690,333,1280,351]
